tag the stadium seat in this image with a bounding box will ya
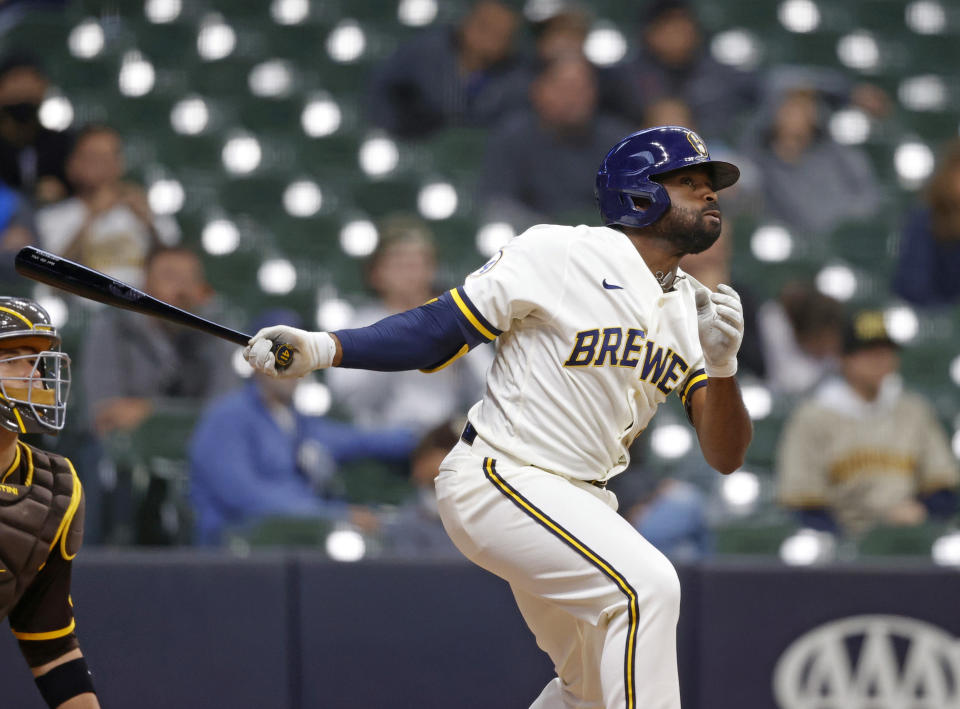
[713,519,798,556]
[227,516,334,547]
[856,521,951,557]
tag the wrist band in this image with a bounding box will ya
[704,359,737,378]
[35,657,96,708]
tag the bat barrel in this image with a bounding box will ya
[14,246,251,346]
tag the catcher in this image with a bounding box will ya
[0,296,99,708]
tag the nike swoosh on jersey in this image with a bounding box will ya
[602,279,624,290]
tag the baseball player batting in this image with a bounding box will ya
[245,125,752,709]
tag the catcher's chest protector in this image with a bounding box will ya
[0,445,82,619]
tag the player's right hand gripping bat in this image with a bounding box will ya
[14,246,294,371]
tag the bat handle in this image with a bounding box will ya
[271,342,295,372]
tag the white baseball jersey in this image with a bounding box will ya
[451,224,708,483]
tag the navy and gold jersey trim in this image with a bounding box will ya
[482,458,638,709]
[680,368,707,422]
[419,344,470,373]
[450,287,502,341]
[680,368,707,411]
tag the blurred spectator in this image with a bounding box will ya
[190,309,416,546]
[0,179,36,282]
[479,54,630,228]
[626,479,711,560]
[35,124,178,288]
[368,0,526,139]
[382,420,463,560]
[893,139,960,307]
[0,53,73,204]
[80,246,237,437]
[76,246,238,544]
[528,5,591,64]
[777,309,959,537]
[608,440,712,561]
[681,228,765,378]
[741,83,881,235]
[327,216,489,434]
[598,0,758,138]
[641,95,695,130]
[757,281,843,394]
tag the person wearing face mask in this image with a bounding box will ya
[0,53,74,205]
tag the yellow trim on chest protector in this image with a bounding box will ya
[1,442,21,484]
[50,458,82,557]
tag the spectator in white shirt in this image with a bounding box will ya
[36,124,178,287]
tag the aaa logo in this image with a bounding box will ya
[773,615,960,708]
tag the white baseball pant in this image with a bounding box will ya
[436,433,682,709]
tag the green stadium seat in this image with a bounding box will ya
[102,400,201,467]
[856,521,951,557]
[227,516,334,547]
[338,459,413,506]
[825,218,897,277]
[714,519,798,556]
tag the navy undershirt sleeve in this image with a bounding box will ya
[334,291,489,371]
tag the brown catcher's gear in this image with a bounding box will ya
[0,297,71,434]
[0,443,84,620]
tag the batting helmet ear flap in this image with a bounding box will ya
[597,168,671,228]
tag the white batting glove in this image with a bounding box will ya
[243,326,337,378]
[694,284,744,378]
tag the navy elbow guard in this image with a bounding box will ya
[35,657,96,708]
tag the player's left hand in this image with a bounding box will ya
[244,326,337,378]
[695,284,744,378]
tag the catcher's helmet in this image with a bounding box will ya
[595,125,740,228]
[0,297,70,434]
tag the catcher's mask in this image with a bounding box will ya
[0,297,70,434]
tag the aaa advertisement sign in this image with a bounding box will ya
[773,615,960,709]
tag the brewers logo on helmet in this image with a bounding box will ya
[595,125,740,229]
[0,297,71,434]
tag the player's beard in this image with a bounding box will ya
[653,203,722,255]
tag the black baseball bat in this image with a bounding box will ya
[14,246,294,370]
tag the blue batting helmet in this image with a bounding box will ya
[595,125,740,228]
